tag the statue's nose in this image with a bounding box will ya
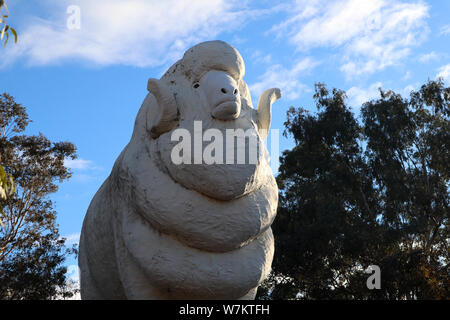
[220,86,238,96]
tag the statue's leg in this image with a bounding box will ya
[78,229,111,300]
[114,230,169,299]
[79,251,103,299]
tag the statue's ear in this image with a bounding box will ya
[146,79,179,139]
[256,88,281,141]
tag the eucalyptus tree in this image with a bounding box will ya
[0,93,78,299]
[259,80,449,300]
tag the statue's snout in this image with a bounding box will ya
[199,70,241,120]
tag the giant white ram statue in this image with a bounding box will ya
[79,40,282,299]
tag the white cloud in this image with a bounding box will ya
[346,82,383,108]
[348,82,420,108]
[440,24,450,35]
[249,57,320,101]
[3,0,262,68]
[64,158,104,183]
[62,233,80,246]
[418,51,439,63]
[403,71,412,80]
[437,64,450,82]
[64,158,92,170]
[251,50,273,65]
[271,0,429,78]
[61,264,81,300]
[66,265,80,282]
[402,84,417,97]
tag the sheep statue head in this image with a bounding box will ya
[79,40,282,300]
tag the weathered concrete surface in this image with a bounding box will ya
[79,40,281,299]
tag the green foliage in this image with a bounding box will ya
[0,93,78,299]
[0,233,77,299]
[259,80,449,300]
[0,164,15,228]
[0,165,14,200]
[0,1,17,46]
[0,92,26,228]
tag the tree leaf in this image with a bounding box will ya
[3,29,8,46]
[8,175,15,194]
[1,24,5,40]
[0,187,6,200]
[10,26,16,43]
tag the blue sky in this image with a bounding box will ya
[1,0,450,283]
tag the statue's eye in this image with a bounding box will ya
[193,82,200,89]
